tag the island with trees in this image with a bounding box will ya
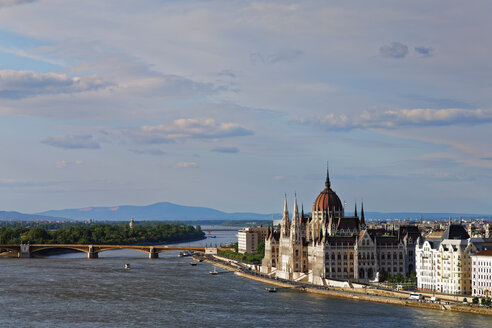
[0,221,205,245]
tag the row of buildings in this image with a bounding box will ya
[237,168,492,297]
[416,223,492,297]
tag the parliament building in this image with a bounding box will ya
[261,168,420,285]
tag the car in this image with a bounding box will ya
[409,293,422,300]
[430,296,439,302]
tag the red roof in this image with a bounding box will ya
[473,250,492,257]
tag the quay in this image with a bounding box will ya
[199,254,492,317]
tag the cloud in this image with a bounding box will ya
[211,146,239,153]
[415,46,433,57]
[56,159,83,168]
[0,70,111,99]
[176,161,197,168]
[250,49,303,64]
[481,157,492,161]
[0,0,35,7]
[42,134,101,149]
[128,148,165,156]
[122,118,253,144]
[379,42,408,59]
[308,108,492,130]
[273,175,285,181]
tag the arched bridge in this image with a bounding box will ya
[0,244,221,259]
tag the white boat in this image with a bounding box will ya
[124,264,131,269]
[209,267,218,275]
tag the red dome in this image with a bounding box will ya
[313,169,343,213]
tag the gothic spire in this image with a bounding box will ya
[354,202,358,217]
[360,202,365,226]
[281,194,290,237]
[291,193,300,243]
[325,161,331,189]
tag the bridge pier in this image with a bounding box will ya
[148,247,159,259]
[88,245,99,259]
[19,243,31,258]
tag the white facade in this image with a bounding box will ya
[416,238,484,295]
[471,250,492,297]
[237,227,269,254]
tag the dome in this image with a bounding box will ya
[313,169,343,214]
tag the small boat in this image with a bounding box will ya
[124,264,131,269]
[265,287,277,292]
[208,235,216,238]
[209,267,218,275]
[190,262,197,266]
[179,251,194,257]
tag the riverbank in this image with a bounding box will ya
[203,255,492,317]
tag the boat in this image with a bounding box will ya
[178,251,194,258]
[208,235,216,238]
[265,287,277,292]
[190,262,197,266]
[124,264,131,269]
[209,267,218,275]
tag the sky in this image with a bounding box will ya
[1,0,492,215]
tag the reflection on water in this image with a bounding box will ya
[0,229,489,327]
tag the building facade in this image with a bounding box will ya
[471,250,492,297]
[237,227,269,254]
[261,168,420,284]
[416,224,492,295]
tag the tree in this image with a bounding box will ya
[256,241,265,257]
[472,296,479,304]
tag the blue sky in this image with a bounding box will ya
[1,0,492,214]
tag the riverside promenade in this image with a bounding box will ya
[200,255,492,317]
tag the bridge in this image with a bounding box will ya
[0,244,222,259]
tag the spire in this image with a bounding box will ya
[301,204,304,220]
[291,193,300,242]
[360,202,365,226]
[281,194,290,237]
[354,202,358,217]
[325,161,331,189]
[283,193,288,213]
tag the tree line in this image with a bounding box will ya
[0,222,204,245]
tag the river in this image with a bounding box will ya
[0,228,489,327]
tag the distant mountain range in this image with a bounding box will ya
[0,202,490,222]
[36,202,274,221]
[0,211,65,221]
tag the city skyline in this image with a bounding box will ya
[1,1,492,214]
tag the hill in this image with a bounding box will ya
[36,202,273,221]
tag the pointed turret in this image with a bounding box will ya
[280,194,290,237]
[360,202,365,227]
[290,194,301,242]
[325,162,331,189]
[354,203,358,217]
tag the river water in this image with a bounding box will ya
[0,228,489,327]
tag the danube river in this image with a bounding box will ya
[0,229,489,327]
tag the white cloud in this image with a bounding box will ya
[122,118,253,144]
[379,42,409,58]
[176,161,197,168]
[56,159,83,168]
[0,70,111,99]
[42,134,101,149]
[311,108,492,130]
[0,0,35,7]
